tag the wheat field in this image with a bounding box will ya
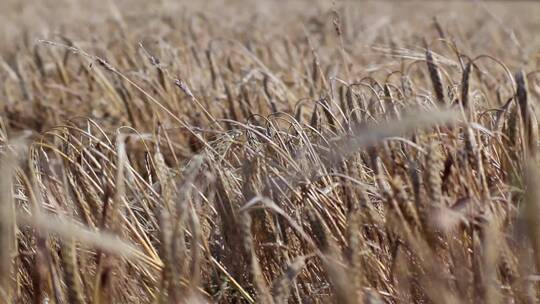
[2,0,540,303]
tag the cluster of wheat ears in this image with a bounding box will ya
[3,1,540,303]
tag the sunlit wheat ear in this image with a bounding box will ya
[61,238,84,304]
[153,147,183,301]
[425,144,443,207]
[154,150,174,211]
[464,126,479,170]
[77,170,102,225]
[93,135,128,303]
[389,176,421,230]
[66,171,95,228]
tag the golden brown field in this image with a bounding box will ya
[3,0,540,303]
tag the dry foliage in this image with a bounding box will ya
[2,1,540,303]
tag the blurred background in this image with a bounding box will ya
[2,0,540,60]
